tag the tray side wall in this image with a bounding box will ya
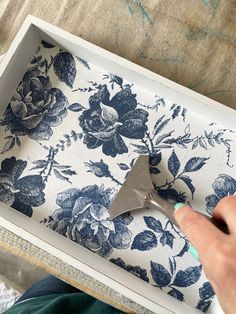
[0,23,40,114]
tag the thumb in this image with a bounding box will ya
[174,203,225,264]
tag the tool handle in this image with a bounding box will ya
[146,190,229,234]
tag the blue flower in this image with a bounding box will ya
[79,85,149,157]
[205,174,236,214]
[46,185,133,257]
[157,188,187,203]
[3,66,68,141]
[84,159,111,178]
[0,157,45,217]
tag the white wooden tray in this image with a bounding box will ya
[0,15,234,313]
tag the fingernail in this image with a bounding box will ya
[174,202,185,211]
[188,245,199,260]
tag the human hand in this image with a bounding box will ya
[174,196,236,314]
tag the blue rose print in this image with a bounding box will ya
[3,66,68,141]
[45,185,133,257]
[79,85,149,157]
[0,157,45,217]
[205,174,236,214]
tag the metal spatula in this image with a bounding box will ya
[108,155,229,234]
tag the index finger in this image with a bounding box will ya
[174,205,226,265]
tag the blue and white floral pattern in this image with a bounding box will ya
[1,64,68,146]
[205,174,236,214]
[0,40,235,312]
[44,185,133,257]
[79,85,149,157]
[0,157,45,217]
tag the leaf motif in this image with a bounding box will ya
[199,137,207,150]
[199,282,215,300]
[53,169,71,183]
[41,40,55,48]
[153,118,171,137]
[53,165,71,169]
[30,159,47,170]
[168,288,184,301]
[207,130,213,139]
[71,130,78,141]
[32,160,47,166]
[132,144,148,154]
[174,241,189,257]
[144,216,163,232]
[184,157,209,172]
[76,57,91,70]
[160,231,175,248]
[207,137,215,147]
[68,103,85,112]
[179,175,195,198]
[181,108,187,122]
[155,131,173,146]
[173,265,202,287]
[154,96,165,109]
[53,52,76,88]
[153,115,165,135]
[1,137,15,154]
[117,163,129,170]
[111,74,123,87]
[61,169,77,176]
[131,230,157,251]
[168,150,180,177]
[172,106,181,119]
[192,138,199,149]
[150,261,171,287]
[215,132,224,140]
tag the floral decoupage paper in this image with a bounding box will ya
[0,41,235,312]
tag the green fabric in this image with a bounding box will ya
[5,293,124,314]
